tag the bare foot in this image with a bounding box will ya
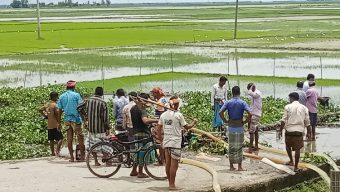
[245,149,253,153]
[169,186,182,191]
[130,172,138,176]
[238,168,247,171]
[137,173,149,178]
[94,162,101,166]
[284,161,294,166]
[69,159,75,163]
[230,167,236,171]
[77,159,85,162]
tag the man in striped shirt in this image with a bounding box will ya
[78,87,110,166]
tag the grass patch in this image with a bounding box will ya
[78,72,212,92]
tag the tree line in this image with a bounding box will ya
[10,0,112,8]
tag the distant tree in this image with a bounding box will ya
[21,0,28,8]
[101,0,105,5]
[105,0,111,5]
[10,0,21,8]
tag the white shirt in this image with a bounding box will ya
[303,81,310,92]
[159,110,187,149]
[247,89,262,117]
[211,83,227,106]
[122,101,136,129]
[281,101,310,133]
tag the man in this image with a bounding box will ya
[113,88,129,140]
[151,87,167,118]
[78,87,110,166]
[157,96,197,190]
[246,83,262,153]
[122,91,137,142]
[303,74,315,92]
[130,93,159,178]
[151,87,168,165]
[58,80,85,162]
[278,92,311,172]
[219,86,251,171]
[211,76,228,131]
[306,81,319,141]
[39,91,63,156]
[294,81,307,106]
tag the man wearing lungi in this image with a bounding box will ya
[211,76,228,132]
[219,86,251,171]
[278,92,311,172]
[129,93,159,178]
[77,86,110,166]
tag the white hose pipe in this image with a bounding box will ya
[180,158,221,192]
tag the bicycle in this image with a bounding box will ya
[86,134,167,180]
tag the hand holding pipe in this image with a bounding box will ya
[130,95,197,122]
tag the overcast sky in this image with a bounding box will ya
[0,0,298,5]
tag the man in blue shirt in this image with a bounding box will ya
[219,86,251,171]
[58,80,85,162]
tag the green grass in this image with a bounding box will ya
[0,26,237,54]
[279,179,328,192]
[78,72,212,91]
[78,72,340,92]
[0,46,219,72]
[229,75,340,86]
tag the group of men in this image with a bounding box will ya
[211,73,319,172]
[39,73,320,189]
[40,81,196,190]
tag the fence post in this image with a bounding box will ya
[320,56,323,80]
[140,50,142,91]
[171,52,174,94]
[227,52,230,75]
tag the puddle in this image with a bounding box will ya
[259,127,340,159]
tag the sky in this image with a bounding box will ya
[0,0,299,5]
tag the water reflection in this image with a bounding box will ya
[259,128,340,158]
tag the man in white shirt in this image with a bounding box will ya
[302,74,315,92]
[157,96,197,190]
[246,83,262,153]
[278,92,311,172]
[122,91,137,142]
[211,76,228,131]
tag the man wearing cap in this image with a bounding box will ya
[157,96,197,190]
[58,80,85,162]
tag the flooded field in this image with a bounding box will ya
[1,46,340,87]
[260,127,340,159]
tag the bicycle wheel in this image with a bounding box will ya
[86,142,122,178]
[144,145,167,180]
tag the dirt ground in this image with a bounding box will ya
[0,149,289,192]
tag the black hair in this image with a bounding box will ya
[66,87,74,90]
[116,88,125,97]
[138,92,149,100]
[289,92,299,101]
[307,74,315,81]
[219,76,228,82]
[309,81,316,87]
[296,81,304,88]
[50,91,58,100]
[95,87,104,96]
[232,86,240,96]
[128,91,137,102]
[247,83,254,90]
